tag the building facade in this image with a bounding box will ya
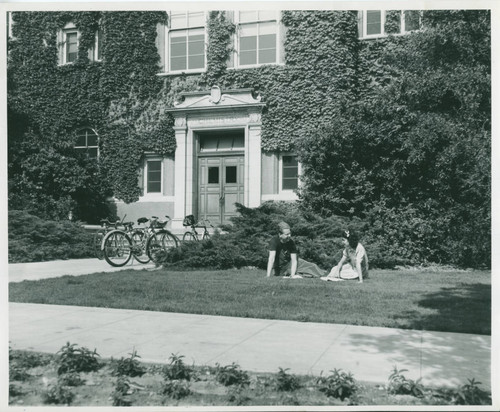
[7,9,423,228]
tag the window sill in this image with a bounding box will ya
[227,62,284,70]
[137,195,175,203]
[157,69,206,77]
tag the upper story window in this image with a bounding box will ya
[157,11,206,74]
[358,10,422,39]
[61,23,79,64]
[75,128,99,159]
[229,10,281,69]
[58,22,103,65]
[90,28,103,62]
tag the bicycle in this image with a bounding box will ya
[182,215,213,242]
[93,216,126,260]
[126,217,152,264]
[144,215,179,264]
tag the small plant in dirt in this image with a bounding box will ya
[111,376,133,406]
[41,383,75,405]
[387,366,425,398]
[161,379,191,400]
[316,368,359,401]
[111,349,147,377]
[56,342,101,375]
[162,353,193,381]
[10,350,49,369]
[9,383,24,397]
[275,367,301,391]
[215,362,250,387]
[279,392,300,405]
[227,384,251,405]
[58,372,85,387]
[434,378,492,405]
[9,365,31,382]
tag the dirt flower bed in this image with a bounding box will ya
[9,348,491,407]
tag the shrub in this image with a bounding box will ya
[8,210,94,263]
[161,379,191,400]
[111,350,147,377]
[56,342,101,375]
[387,366,425,397]
[10,350,50,369]
[215,362,250,387]
[227,384,251,405]
[9,383,24,397]
[162,354,193,381]
[450,378,491,405]
[316,369,358,401]
[58,372,85,387]
[111,376,133,406]
[9,365,30,382]
[275,368,301,392]
[41,383,75,405]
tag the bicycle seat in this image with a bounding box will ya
[137,217,148,224]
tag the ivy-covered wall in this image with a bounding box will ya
[8,10,363,217]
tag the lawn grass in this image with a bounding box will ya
[9,268,491,335]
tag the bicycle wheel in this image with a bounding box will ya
[161,231,179,250]
[183,231,197,242]
[93,229,106,260]
[103,230,132,267]
[130,230,150,264]
[147,230,179,264]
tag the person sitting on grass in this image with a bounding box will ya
[266,221,326,279]
[321,229,369,283]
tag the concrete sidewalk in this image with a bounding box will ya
[8,259,492,390]
[9,257,156,283]
[9,302,491,389]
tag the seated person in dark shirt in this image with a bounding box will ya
[266,222,326,279]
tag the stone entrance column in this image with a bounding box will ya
[172,116,187,230]
[248,111,262,207]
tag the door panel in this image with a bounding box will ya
[198,155,244,225]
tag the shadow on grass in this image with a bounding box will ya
[395,282,491,335]
[336,282,491,390]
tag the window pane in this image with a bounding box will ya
[239,11,258,23]
[258,10,276,21]
[87,133,98,146]
[66,32,78,62]
[240,35,257,51]
[259,32,276,63]
[170,13,187,29]
[188,55,204,69]
[283,178,298,190]
[75,133,86,147]
[283,168,297,178]
[147,161,162,193]
[366,10,382,35]
[188,34,204,54]
[88,148,98,159]
[240,51,257,66]
[283,155,298,166]
[226,166,237,184]
[187,11,205,27]
[208,167,219,184]
[282,155,298,190]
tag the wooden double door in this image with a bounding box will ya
[198,156,244,225]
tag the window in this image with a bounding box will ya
[75,128,99,159]
[230,10,280,68]
[159,11,206,73]
[90,28,103,62]
[146,160,162,193]
[58,23,79,64]
[358,10,422,39]
[281,155,299,191]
